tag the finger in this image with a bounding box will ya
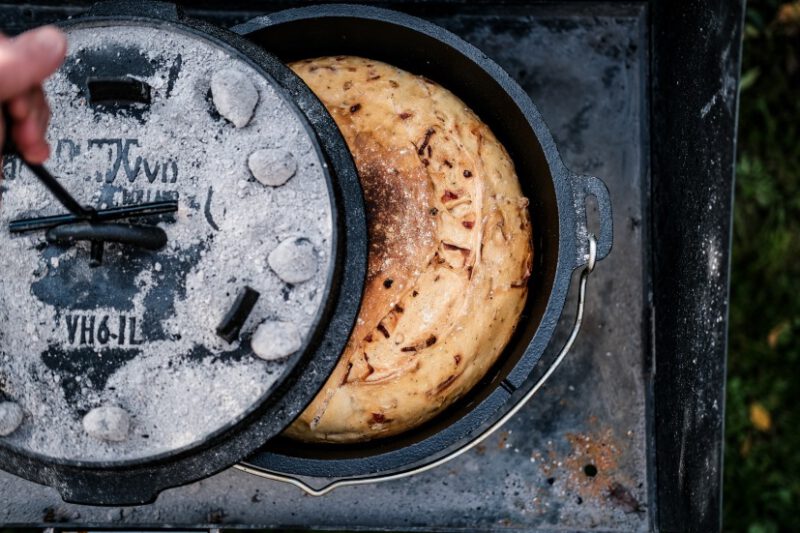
[14,86,46,136]
[7,88,38,122]
[33,88,51,157]
[14,88,50,163]
[39,90,51,134]
[7,88,41,145]
[3,89,38,157]
[0,26,66,101]
[0,103,5,137]
[0,106,5,178]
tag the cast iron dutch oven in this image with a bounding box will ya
[0,1,367,505]
[234,4,613,479]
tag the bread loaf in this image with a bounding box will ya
[286,56,532,442]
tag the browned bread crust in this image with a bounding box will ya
[286,56,532,442]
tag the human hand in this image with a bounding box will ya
[0,26,67,165]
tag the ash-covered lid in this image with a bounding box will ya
[0,11,345,478]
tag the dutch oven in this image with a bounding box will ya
[233,3,613,484]
[0,1,612,504]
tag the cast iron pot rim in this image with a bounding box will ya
[236,3,611,478]
[0,2,367,505]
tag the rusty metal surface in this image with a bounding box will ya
[0,3,651,530]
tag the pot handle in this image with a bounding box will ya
[570,174,613,268]
[54,473,162,506]
[234,235,598,496]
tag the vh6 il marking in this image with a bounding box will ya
[64,314,144,346]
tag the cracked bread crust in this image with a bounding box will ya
[286,56,533,443]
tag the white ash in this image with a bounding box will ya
[268,237,319,284]
[82,406,130,442]
[0,402,24,437]
[0,25,333,462]
[248,148,298,187]
[210,68,259,128]
[251,320,302,361]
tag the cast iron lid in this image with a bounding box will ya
[0,1,366,505]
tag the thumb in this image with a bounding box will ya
[0,26,67,102]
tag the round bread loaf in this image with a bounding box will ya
[286,56,533,442]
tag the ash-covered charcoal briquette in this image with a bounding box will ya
[251,320,303,361]
[210,68,259,128]
[268,237,318,284]
[82,406,131,442]
[248,148,298,187]
[0,401,24,436]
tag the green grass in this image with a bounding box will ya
[724,1,800,531]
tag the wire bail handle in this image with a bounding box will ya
[236,234,598,496]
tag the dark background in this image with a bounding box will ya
[724,1,800,532]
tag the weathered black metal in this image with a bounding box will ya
[650,1,744,531]
[235,4,613,478]
[0,0,367,506]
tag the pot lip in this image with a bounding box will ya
[0,8,367,503]
[236,4,583,478]
[233,3,571,180]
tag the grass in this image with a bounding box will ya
[724,1,800,531]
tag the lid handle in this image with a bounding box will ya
[87,77,152,109]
